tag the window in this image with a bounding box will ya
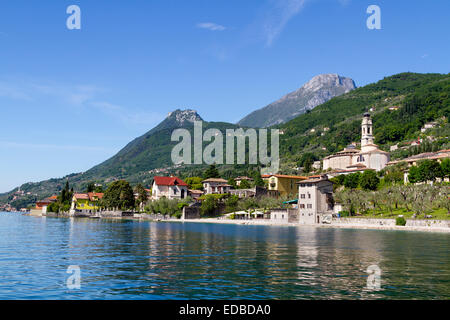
[282,215,284,219]
[300,184,305,187]
[307,204,313,209]
[307,183,312,187]
[300,194,305,199]
[308,193,311,199]
[300,204,305,209]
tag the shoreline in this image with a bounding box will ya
[177,218,450,233]
[19,211,450,234]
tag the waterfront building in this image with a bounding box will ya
[71,192,104,213]
[202,178,232,195]
[297,175,334,224]
[151,176,188,200]
[262,174,307,197]
[322,113,390,172]
[31,195,58,215]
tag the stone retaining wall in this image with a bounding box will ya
[333,217,450,228]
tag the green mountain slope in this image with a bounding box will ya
[277,72,450,171]
[1,72,449,209]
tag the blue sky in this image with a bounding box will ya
[0,0,449,192]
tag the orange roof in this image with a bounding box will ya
[266,174,307,180]
[153,176,188,187]
[74,193,104,201]
[88,192,104,201]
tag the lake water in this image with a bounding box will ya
[0,212,449,299]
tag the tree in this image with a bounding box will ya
[298,153,318,173]
[184,177,204,190]
[253,170,265,187]
[103,180,135,210]
[408,165,420,184]
[134,183,148,210]
[204,164,220,179]
[343,173,360,189]
[200,195,218,217]
[228,178,237,189]
[239,179,251,189]
[440,158,450,178]
[86,182,95,193]
[417,159,442,182]
[225,195,239,213]
[359,170,380,191]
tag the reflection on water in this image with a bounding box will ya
[0,212,449,299]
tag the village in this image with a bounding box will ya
[22,113,449,231]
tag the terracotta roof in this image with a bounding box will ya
[153,176,188,187]
[202,178,229,183]
[73,193,89,200]
[73,193,104,201]
[265,174,307,180]
[332,167,372,174]
[298,175,332,184]
[388,150,450,165]
[346,163,368,168]
[235,176,254,181]
[188,189,204,194]
[88,192,104,200]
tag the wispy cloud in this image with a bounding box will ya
[262,0,308,47]
[0,78,164,127]
[421,53,429,59]
[0,83,32,100]
[197,22,226,31]
[90,101,164,126]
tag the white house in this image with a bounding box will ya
[202,178,232,194]
[151,176,188,200]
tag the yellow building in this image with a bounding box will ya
[71,192,104,212]
[262,174,307,197]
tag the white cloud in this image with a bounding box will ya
[197,22,226,31]
[262,0,308,47]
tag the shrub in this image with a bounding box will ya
[339,211,350,217]
[396,216,407,226]
[360,170,380,191]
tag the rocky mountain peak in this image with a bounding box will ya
[167,109,203,125]
[302,74,356,93]
[238,74,356,128]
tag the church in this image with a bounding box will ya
[322,113,390,172]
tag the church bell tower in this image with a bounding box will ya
[361,112,374,147]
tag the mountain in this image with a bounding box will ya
[277,72,449,172]
[84,109,204,180]
[0,109,241,207]
[1,72,449,209]
[238,74,356,128]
